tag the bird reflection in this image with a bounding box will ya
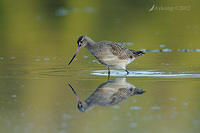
[68,78,145,112]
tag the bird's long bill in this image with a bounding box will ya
[68,83,81,101]
[68,48,80,65]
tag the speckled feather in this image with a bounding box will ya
[108,42,143,59]
[90,41,144,60]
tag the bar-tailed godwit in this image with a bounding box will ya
[68,36,144,75]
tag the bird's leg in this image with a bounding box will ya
[125,69,129,75]
[107,67,110,75]
[107,67,110,80]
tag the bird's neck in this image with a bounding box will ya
[85,40,97,54]
[85,39,96,48]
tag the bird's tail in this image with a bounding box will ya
[137,51,145,55]
[130,50,145,58]
[133,88,145,95]
[136,51,145,57]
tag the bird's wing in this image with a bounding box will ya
[107,42,132,60]
[97,41,144,59]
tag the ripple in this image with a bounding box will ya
[151,106,161,110]
[55,8,68,16]
[91,70,200,78]
[178,49,200,52]
[10,56,16,60]
[130,106,142,110]
[141,49,172,52]
[160,44,166,48]
[140,48,200,52]
[44,57,50,61]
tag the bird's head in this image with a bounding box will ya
[68,35,94,65]
[77,35,88,48]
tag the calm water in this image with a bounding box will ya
[0,0,200,133]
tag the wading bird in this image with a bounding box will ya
[68,36,144,75]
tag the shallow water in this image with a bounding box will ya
[1,0,200,133]
[0,52,200,133]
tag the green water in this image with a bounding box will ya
[0,0,200,133]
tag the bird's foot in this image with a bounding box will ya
[108,71,110,75]
[125,69,129,75]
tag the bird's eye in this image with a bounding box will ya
[80,41,83,43]
[80,104,83,108]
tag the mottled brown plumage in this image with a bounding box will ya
[68,36,145,75]
[109,43,143,59]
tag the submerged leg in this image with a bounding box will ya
[125,69,129,75]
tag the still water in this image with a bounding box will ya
[0,0,200,133]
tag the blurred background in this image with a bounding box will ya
[0,0,200,133]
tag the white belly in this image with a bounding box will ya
[93,48,135,69]
[102,56,134,69]
[127,58,134,64]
